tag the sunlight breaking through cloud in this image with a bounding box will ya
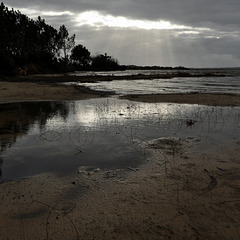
[13,7,74,17]
[10,5,210,34]
[75,11,192,30]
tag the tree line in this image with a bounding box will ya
[0,2,124,76]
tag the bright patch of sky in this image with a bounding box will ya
[12,7,74,17]
[75,11,191,30]
[13,6,197,31]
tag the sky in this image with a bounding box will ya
[3,0,240,68]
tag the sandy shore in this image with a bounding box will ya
[0,75,240,239]
[122,93,240,106]
[0,81,105,104]
[1,74,240,105]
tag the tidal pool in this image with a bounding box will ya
[0,98,239,181]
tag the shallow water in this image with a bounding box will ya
[73,68,240,77]
[74,76,240,95]
[0,98,239,181]
[69,69,240,95]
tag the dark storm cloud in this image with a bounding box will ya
[5,0,240,28]
[3,0,240,67]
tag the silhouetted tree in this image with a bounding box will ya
[33,16,59,60]
[0,3,21,73]
[57,25,75,68]
[0,3,76,75]
[71,44,91,69]
[0,48,15,75]
[0,3,124,75]
[91,53,120,71]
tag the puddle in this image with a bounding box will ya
[0,98,239,181]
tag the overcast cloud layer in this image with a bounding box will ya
[4,0,240,67]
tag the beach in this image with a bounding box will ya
[1,74,240,105]
[0,74,240,240]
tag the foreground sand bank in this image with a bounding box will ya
[0,137,239,240]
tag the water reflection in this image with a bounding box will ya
[0,102,70,151]
[0,98,239,181]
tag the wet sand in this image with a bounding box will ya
[0,81,104,104]
[1,74,240,105]
[122,93,240,106]
[0,75,240,239]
